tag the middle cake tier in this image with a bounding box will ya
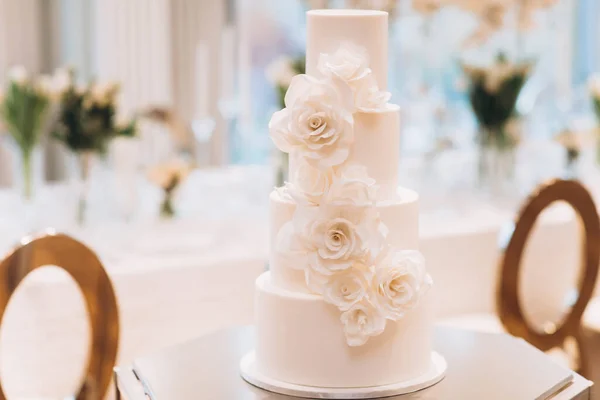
[269,186,419,294]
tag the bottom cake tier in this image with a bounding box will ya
[254,271,434,388]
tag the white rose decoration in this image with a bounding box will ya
[284,163,377,207]
[318,43,390,112]
[373,249,432,320]
[285,160,334,206]
[354,74,392,112]
[269,74,354,170]
[324,165,378,206]
[341,300,386,347]
[277,203,386,275]
[318,42,371,86]
[306,263,372,309]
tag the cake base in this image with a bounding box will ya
[240,350,447,399]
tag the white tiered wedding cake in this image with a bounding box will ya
[242,9,445,397]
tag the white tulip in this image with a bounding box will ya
[52,68,73,96]
[8,65,28,86]
[35,75,54,97]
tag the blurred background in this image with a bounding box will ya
[1,0,600,397]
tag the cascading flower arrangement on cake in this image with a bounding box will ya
[270,41,431,346]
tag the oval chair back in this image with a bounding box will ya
[497,179,600,376]
[0,231,119,399]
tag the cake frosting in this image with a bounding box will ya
[251,9,435,389]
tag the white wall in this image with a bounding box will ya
[91,0,176,166]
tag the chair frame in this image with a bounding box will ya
[0,231,119,399]
[498,179,600,376]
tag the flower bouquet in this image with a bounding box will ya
[0,66,52,199]
[51,69,120,224]
[147,159,193,218]
[462,54,532,190]
[266,55,305,186]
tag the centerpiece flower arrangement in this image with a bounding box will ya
[269,42,430,346]
[455,0,557,192]
[266,55,305,186]
[50,68,121,224]
[0,66,52,200]
[147,159,194,218]
[462,54,532,187]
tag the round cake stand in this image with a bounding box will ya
[240,351,447,399]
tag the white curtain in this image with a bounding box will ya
[0,0,43,187]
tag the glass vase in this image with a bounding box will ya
[110,136,140,221]
[477,126,517,199]
[6,136,43,201]
[76,151,93,226]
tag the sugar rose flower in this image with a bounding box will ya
[276,203,386,274]
[307,263,372,309]
[354,74,391,112]
[284,163,378,207]
[318,43,390,112]
[269,74,354,170]
[284,160,334,206]
[341,300,386,347]
[324,165,378,206]
[318,42,371,86]
[373,250,431,320]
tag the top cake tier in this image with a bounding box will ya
[306,10,388,89]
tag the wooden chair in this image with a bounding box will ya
[441,179,600,376]
[0,231,120,399]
